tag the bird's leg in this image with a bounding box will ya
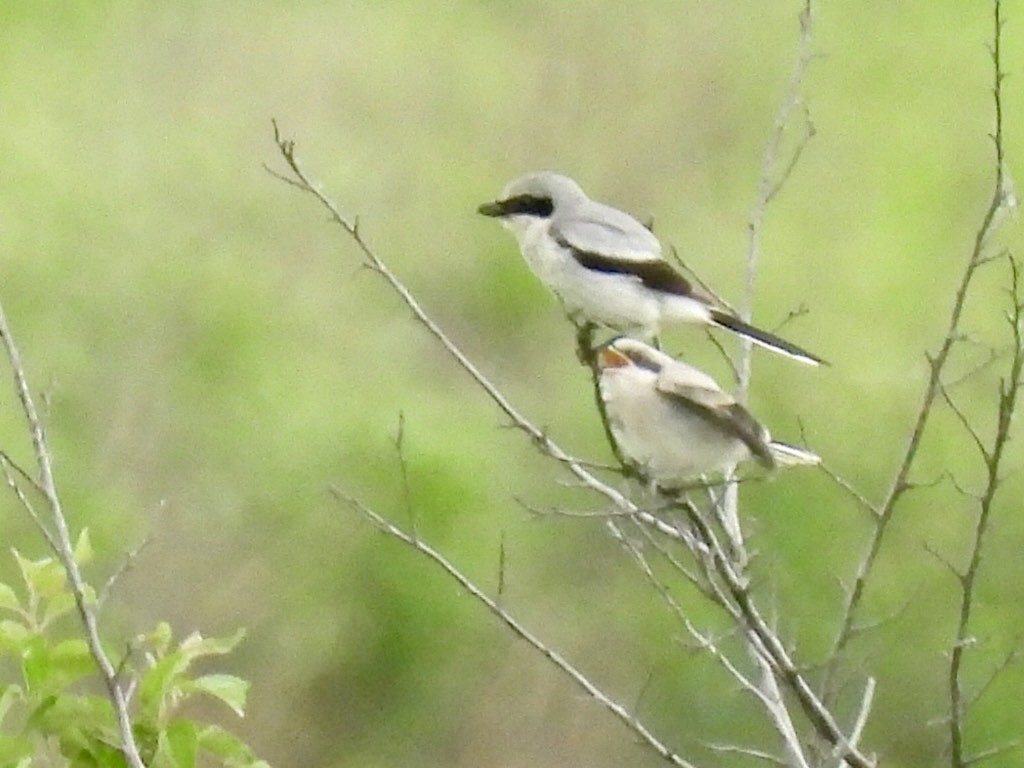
[574,320,599,367]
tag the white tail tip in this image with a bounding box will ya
[769,442,821,467]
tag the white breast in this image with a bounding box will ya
[599,366,750,485]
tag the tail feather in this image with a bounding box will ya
[769,441,821,467]
[709,309,826,367]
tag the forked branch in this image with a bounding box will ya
[0,304,145,768]
[828,0,1015,669]
[268,122,874,767]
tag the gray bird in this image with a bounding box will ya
[596,337,820,487]
[478,171,824,366]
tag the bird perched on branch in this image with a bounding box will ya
[478,171,824,366]
[595,337,819,487]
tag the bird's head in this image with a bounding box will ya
[477,172,587,235]
[596,337,670,374]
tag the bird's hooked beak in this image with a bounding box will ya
[477,194,554,219]
[477,200,506,217]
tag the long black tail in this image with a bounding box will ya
[709,309,827,367]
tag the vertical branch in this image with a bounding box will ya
[829,0,1012,666]
[724,0,815,536]
[948,249,1022,767]
[740,0,816,395]
[0,303,146,768]
[722,3,823,763]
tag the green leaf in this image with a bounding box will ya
[139,649,192,725]
[0,683,24,727]
[74,528,94,565]
[197,724,269,768]
[51,638,96,684]
[20,636,50,693]
[0,734,34,766]
[0,619,30,653]
[22,638,95,695]
[13,551,66,602]
[60,735,125,768]
[0,582,21,614]
[42,591,77,627]
[144,621,174,656]
[153,720,199,768]
[28,692,117,742]
[178,628,246,660]
[185,674,249,718]
[139,628,247,726]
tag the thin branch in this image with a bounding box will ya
[764,102,816,205]
[828,0,1014,676]
[270,118,873,768]
[0,447,48,497]
[950,253,1022,766]
[817,463,881,520]
[741,0,816,395]
[611,518,769,708]
[833,678,875,768]
[945,345,1011,390]
[0,302,145,768]
[724,4,840,765]
[670,245,738,316]
[267,121,652,529]
[938,383,990,462]
[391,410,420,537]
[706,742,788,766]
[631,514,719,599]
[747,630,812,768]
[98,535,154,609]
[962,647,1020,715]
[0,451,58,551]
[332,487,704,768]
[676,500,875,768]
[963,742,1021,767]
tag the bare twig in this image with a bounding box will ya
[937,382,991,461]
[828,0,1014,675]
[962,647,1020,715]
[706,742,788,766]
[670,245,738,316]
[949,249,1022,768]
[0,447,48,498]
[741,0,817,395]
[0,451,58,551]
[611,518,768,707]
[391,410,420,537]
[270,105,873,765]
[817,462,880,520]
[962,742,1021,767]
[716,3,852,765]
[332,487,704,768]
[267,121,652,527]
[0,303,145,768]
[98,535,154,608]
[833,678,875,768]
[674,500,875,768]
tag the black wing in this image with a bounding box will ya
[555,233,697,297]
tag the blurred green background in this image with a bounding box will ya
[2,1,1023,766]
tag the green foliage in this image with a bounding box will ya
[0,537,265,768]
